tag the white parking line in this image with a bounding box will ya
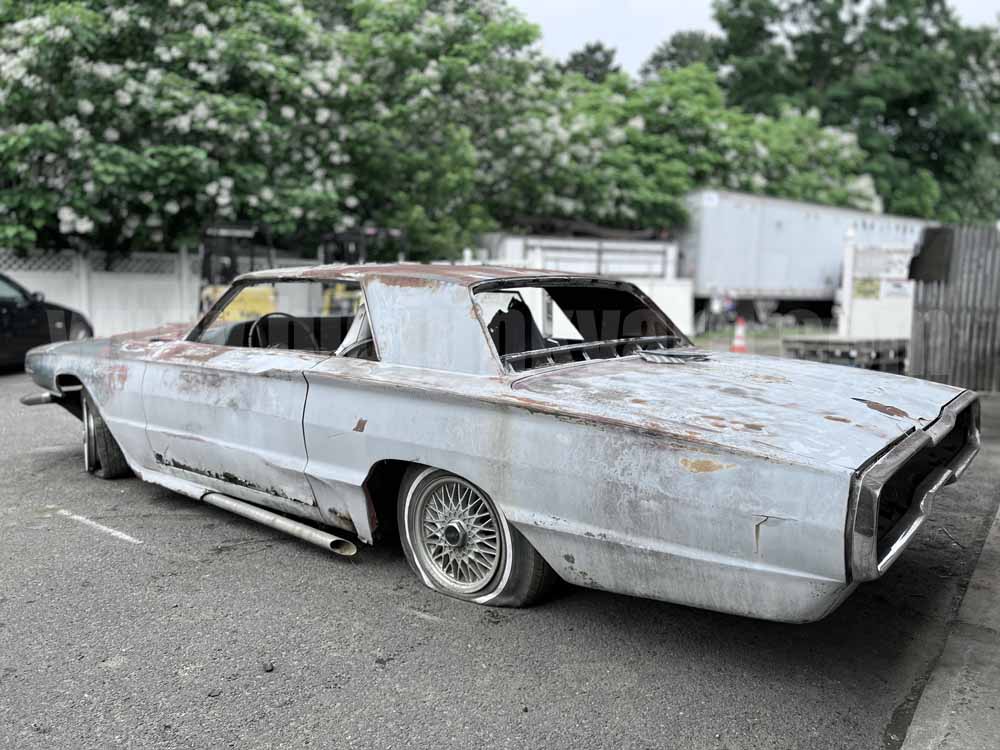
[56,509,143,545]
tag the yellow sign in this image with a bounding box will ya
[211,285,277,321]
[853,278,880,299]
[322,283,363,315]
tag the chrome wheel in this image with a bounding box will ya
[412,476,501,595]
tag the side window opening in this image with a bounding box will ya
[192,279,377,360]
[475,282,687,372]
[0,276,28,303]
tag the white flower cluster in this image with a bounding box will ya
[57,206,94,235]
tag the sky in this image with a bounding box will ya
[508,0,1000,75]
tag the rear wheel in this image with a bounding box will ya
[398,466,556,607]
[82,392,131,479]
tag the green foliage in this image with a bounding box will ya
[0,0,358,254]
[561,41,621,84]
[331,0,548,259]
[0,0,889,258]
[711,0,1000,221]
[640,31,721,80]
[547,66,878,231]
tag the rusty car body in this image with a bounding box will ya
[22,264,981,622]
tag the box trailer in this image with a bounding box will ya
[679,190,930,303]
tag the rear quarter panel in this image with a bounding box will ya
[303,360,852,619]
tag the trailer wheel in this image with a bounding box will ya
[82,392,131,479]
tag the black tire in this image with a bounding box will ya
[397,466,557,607]
[82,392,131,479]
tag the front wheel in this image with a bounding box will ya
[82,392,131,479]
[397,467,556,607]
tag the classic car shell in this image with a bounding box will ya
[24,264,981,622]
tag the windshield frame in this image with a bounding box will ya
[185,277,380,360]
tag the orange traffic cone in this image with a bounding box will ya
[730,316,748,353]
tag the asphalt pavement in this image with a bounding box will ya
[1,370,998,750]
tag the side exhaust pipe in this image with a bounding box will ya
[20,392,55,407]
[201,492,358,557]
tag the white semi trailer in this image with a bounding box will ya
[679,189,930,308]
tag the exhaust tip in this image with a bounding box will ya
[331,539,358,556]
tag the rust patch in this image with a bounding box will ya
[106,364,128,391]
[114,322,190,344]
[824,415,851,423]
[697,416,762,432]
[371,274,441,289]
[680,458,734,473]
[750,374,789,384]
[154,454,294,501]
[159,342,226,364]
[852,398,911,419]
[178,369,227,392]
[353,418,367,433]
[631,398,649,405]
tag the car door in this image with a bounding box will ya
[141,280,331,509]
[0,275,48,364]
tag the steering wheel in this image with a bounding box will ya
[248,312,320,351]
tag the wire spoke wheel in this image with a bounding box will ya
[412,476,502,595]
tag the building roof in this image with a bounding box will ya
[237,263,586,287]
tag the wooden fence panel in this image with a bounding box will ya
[910,226,1000,392]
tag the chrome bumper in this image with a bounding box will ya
[847,390,981,582]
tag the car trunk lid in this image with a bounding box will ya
[510,351,964,470]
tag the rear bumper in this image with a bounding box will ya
[847,390,981,582]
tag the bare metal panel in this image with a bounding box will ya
[143,342,322,506]
[362,274,500,375]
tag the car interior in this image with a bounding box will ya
[194,280,377,360]
[476,282,683,371]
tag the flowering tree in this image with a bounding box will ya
[1,0,882,259]
[513,65,879,234]
[0,0,359,254]
[327,0,546,257]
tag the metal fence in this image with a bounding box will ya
[909,226,1000,392]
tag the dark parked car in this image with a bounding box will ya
[0,272,92,367]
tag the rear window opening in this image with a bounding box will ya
[474,280,688,372]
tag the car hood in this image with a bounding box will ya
[510,351,965,471]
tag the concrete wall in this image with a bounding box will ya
[2,249,199,336]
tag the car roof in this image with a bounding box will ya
[236,263,592,287]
